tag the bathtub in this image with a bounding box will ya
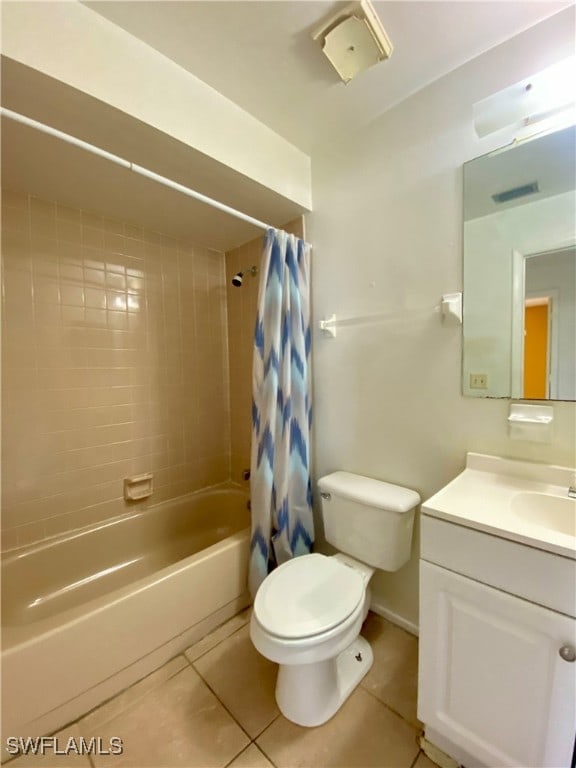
[1,484,251,747]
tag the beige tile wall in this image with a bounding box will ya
[1,189,230,550]
[225,219,305,485]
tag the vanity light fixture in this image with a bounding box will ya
[473,56,576,138]
[312,0,393,84]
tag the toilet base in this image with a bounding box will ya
[275,636,373,727]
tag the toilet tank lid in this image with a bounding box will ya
[318,471,420,513]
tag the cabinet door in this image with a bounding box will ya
[418,561,576,768]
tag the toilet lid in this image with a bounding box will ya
[254,554,365,639]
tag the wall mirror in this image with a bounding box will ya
[462,124,576,401]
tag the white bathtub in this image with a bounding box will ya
[1,485,251,747]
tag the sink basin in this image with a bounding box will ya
[422,453,576,559]
[511,492,576,537]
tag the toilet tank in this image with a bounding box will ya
[318,471,420,571]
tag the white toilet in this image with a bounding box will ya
[250,471,420,727]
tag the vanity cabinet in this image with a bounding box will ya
[418,515,576,768]
[419,560,575,768]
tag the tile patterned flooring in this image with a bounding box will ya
[9,611,437,768]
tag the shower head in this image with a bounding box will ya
[231,265,258,287]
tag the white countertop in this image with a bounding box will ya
[422,453,576,560]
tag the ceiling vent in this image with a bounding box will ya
[491,182,539,204]
[312,0,393,85]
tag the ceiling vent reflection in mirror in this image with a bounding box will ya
[473,56,576,138]
[491,182,539,204]
[312,0,393,84]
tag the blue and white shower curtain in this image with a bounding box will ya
[249,228,314,597]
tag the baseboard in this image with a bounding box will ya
[369,599,419,636]
[423,727,484,768]
[419,733,460,768]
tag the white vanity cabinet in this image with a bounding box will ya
[418,454,576,768]
[419,558,575,768]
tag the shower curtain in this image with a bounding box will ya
[249,228,314,597]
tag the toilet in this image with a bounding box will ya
[250,471,420,727]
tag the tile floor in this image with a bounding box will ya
[8,611,437,768]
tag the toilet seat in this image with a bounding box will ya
[254,553,365,640]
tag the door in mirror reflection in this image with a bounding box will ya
[510,245,575,400]
[524,299,549,399]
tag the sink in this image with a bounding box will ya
[511,492,576,537]
[421,453,576,559]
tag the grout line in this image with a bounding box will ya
[190,664,253,743]
[252,711,282,742]
[184,615,251,664]
[359,685,422,733]
[410,735,428,768]
[409,751,422,768]
[409,729,427,768]
[184,617,250,664]
[221,741,278,768]
[180,614,282,748]
[223,743,251,768]
[186,622,281,750]
[77,655,188,731]
[252,733,281,768]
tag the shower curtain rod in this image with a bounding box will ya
[0,107,271,232]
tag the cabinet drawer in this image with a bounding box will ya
[421,514,576,617]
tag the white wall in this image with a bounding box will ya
[308,8,576,629]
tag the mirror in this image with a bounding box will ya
[462,124,576,401]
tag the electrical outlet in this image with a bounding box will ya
[470,373,488,389]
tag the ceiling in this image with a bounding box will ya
[84,0,572,153]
